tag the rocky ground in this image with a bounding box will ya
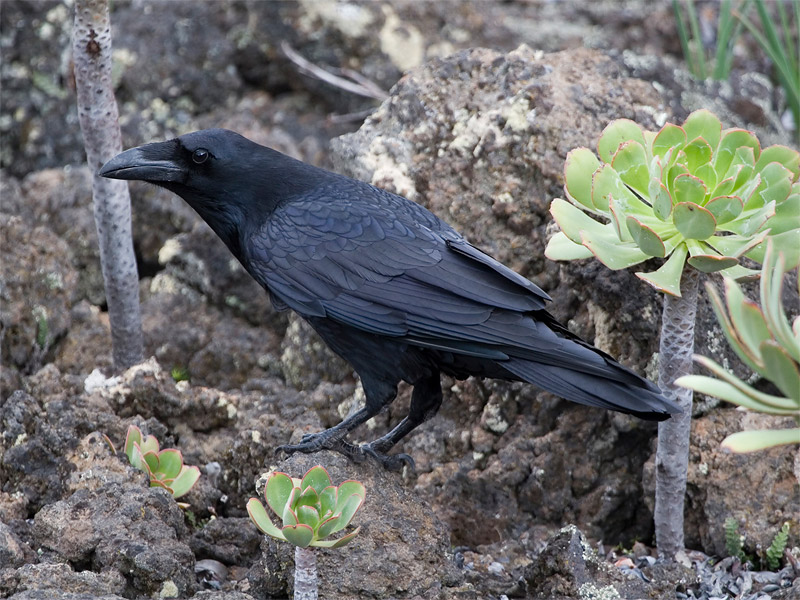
[1,1,799,599]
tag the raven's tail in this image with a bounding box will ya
[501,355,680,421]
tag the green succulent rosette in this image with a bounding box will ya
[545,109,800,296]
[124,425,201,499]
[247,466,365,549]
[676,241,800,452]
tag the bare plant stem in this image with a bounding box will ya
[73,0,143,371]
[294,546,318,600]
[655,266,700,559]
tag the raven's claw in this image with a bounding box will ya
[361,444,415,472]
[276,434,414,472]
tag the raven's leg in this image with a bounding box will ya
[359,372,443,470]
[276,375,397,459]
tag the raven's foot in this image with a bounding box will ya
[277,434,414,472]
[359,443,415,472]
[276,428,350,456]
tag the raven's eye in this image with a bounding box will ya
[192,148,209,164]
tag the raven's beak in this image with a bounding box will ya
[99,141,185,183]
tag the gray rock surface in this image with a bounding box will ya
[33,483,196,597]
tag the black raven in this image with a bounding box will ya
[100,129,679,469]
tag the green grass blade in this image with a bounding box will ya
[686,0,709,79]
[738,1,800,143]
[674,0,694,76]
[795,0,800,80]
[777,0,798,77]
[714,0,741,79]
[756,0,799,100]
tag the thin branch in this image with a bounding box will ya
[280,41,388,101]
[73,0,144,371]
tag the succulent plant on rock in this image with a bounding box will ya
[545,109,800,296]
[124,424,201,500]
[676,241,800,453]
[247,465,365,600]
[544,109,800,560]
[247,465,365,549]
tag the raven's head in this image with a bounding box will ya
[99,129,320,254]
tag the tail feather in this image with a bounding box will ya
[502,356,680,421]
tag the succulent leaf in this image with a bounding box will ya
[549,111,798,296]
[727,202,777,237]
[265,472,295,517]
[672,174,708,207]
[295,486,320,510]
[686,254,738,273]
[626,216,666,257]
[716,129,760,176]
[759,340,800,402]
[650,179,673,220]
[754,165,793,210]
[652,123,686,158]
[592,164,638,212]
[282,503,299,528]
[684,137,713,173]
[665,162,690,198]
[705,280,762,373]
[755,145,800,173]
[142,450,160,474]
[721,429,800,453]
[318,486,337,518]
[714,175,737,197]
[317,515,341,539]
[549,198,609,244]
[325,527,361,549]
[694,163,717,190]
[761,247,800,363]
[170,465,201,498]
[282,524,314,548]
[707,229,768,259]
[673,202,716,240]
[579,230,649,270]
[300,465,332,495]
[685,356,797,413]
[128,443,149,473]
[296,504,320,529]
[683,109,722,149]
[636,244,688,296]
[330,494,365,534]
[124,425,143,460]
[564,148,601,210]
[247,498,287,541]
[612,141,649,197]
[723,278,771,365]
[334,481,367,511]
[598,119,645,163]
[705,195,743,224]
[544,231,595,261]
[155,449,183,480]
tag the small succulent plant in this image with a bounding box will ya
[676,241,800,453]
[247,465,365,549]
[124,425,201,499]
[545,109,800,296]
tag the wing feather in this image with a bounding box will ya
[246,185,555,359]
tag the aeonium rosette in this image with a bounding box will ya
[545,109,800,296]
[124,424,201,499]
[247,465,365,548]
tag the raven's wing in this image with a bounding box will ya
[247,184,602,370]
[247,183,675,417]
[247,183,546,332]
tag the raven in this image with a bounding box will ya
[100,129,679,469]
